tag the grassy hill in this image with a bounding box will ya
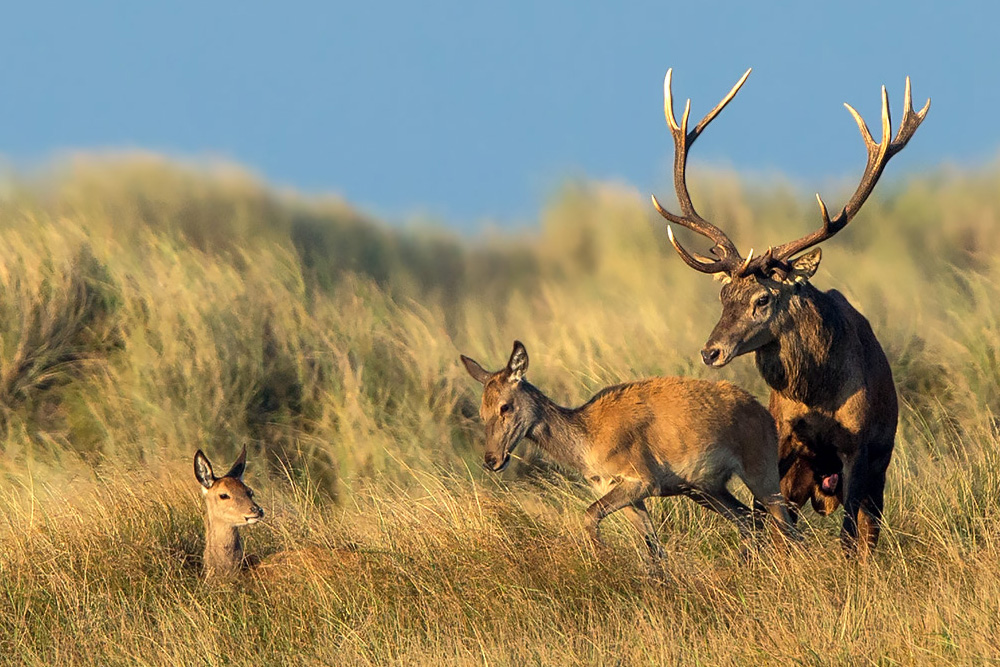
[2,155,1000,664]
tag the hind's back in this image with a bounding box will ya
[579,376,776,483]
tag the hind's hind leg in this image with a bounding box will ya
[740,469,802,543]
[622,500,667,560]
[685,487,756,539]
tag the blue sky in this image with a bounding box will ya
[0,1,994,229]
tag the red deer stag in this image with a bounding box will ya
[461,341,800,558]
[651,69,928,556]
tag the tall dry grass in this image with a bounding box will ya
[2,155,1000,663]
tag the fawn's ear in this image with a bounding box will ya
[224,445,247,481]
[507,341,529,383]
[460,355,492,385]
[194,450,216,490]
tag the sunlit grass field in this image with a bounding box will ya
[2,155,1000,664]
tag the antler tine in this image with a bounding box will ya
[889,76,931,156]
[767,78,930,264]
[692,68,752,138]
[666,225,732,274]
[654,68,752,272]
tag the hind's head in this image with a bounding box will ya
[460,341,542,472]
[194,446,265,527]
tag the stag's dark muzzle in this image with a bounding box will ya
[700,342,736,368]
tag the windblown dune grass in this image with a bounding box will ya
[2,155,1000,663]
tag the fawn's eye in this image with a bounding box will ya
[247,489,254,498]
[499,403,512,415]
[218,493,230,500]
[755,294,770,308]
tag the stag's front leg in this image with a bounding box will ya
[584,481,649,549]
[856,444,892,552]
[839,447,872,558]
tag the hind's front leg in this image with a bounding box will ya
[584,480,649,548]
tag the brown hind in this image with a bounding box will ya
[194,447,363,580]
[461,341,800,558]
[194,446,264,579]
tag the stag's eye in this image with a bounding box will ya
[218,493,230,500]
[499,403,512,416]
[754,294,771,308]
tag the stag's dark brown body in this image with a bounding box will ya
[755,285,897,541]
[653,68,927,555]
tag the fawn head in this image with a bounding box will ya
[194,446,265,526]
[461,341,540,472]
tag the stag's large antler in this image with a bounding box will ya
[746,78,930,273]
[651,68,753,275]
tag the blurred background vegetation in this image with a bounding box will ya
[2,154,998,495]
[5,154,1000,663]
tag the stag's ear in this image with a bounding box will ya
[712,271,733,285]
[194,450,216,490]
[224,445,247,481]
[788,248,822,284]
[460,355,492,385]
[507,341,529,382]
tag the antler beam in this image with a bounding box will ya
[652,68,752,274]
[758,78,930,266]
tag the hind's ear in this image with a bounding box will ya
[194,450,215,490]
[224,445,247,481]
[461,355,492,385]
[507,341,529,382]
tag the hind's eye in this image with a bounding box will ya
[218,493,230,500]
[499,403,512,415]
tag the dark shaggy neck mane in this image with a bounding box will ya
[754,284,850,407]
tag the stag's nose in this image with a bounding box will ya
[701,346,722,366]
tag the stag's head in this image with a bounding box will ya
[696,247,824,367]
[652,69,929,367]
[461,341,539,472]
[194,446,265,527]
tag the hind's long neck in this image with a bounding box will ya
[203,512,243,578]
[523,383,589,470]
